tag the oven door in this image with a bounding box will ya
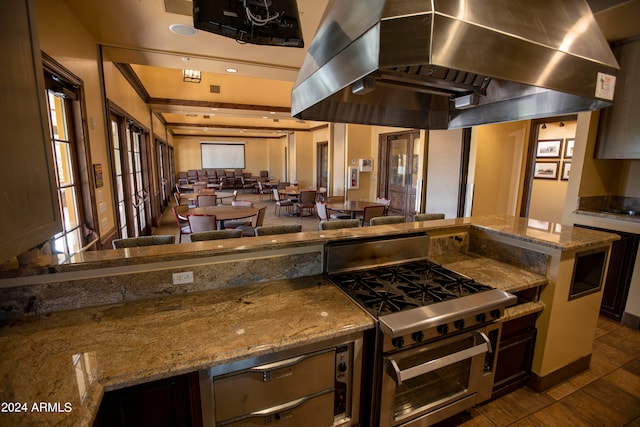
[380,330,491,426]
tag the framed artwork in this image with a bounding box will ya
[534,161,559,179]
[359,158,373,172]
[536,139,562,158]
[348,166,359,189]
[561,161,571,180]
[564,138,574,158]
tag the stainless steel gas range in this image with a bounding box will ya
[325,233,516,427]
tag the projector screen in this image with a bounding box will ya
[201,142,245,169]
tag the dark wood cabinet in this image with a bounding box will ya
[93,372,202,427]
[576,225,639,321]
[492,313,537,399]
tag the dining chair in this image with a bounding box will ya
[197,194,217,207]
[224,200,254,228]
[112,235,175,249]
[236,207,266,237]
[187,214,218,233]
[273,188,293,216]
[254,224,302,236]
[414,213,445,221]
[360,205,386,226]
[376,197,391,215]
[173,206,192,243]
[298,190,317,217]
[316,201,328,221]
[319,219,360,230]
[192,183,207,193]
[190,229,242,242]
[257,181,272,201]
[370,215,405,226]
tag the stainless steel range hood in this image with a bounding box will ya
[291,0,619,129]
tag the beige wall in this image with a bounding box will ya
[426,129,463,218]
[172,135,282,178]
[294,131,314,189]
[345,124,374,201]
[470,121,529,217]
[528,120,576,223]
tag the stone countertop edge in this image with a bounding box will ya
[0,276,375,427]
[574,209,640,223]
[430,251,548,293]
[0,215,621,279]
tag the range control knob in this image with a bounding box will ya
[454,319,465,330]
[412,331,424,343]
[490,309,502,319]
[338,362,347,372]
[392,337,405,348]
[476,313,487,323]
[437,324,449,335]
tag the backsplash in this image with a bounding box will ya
[579,196,640,213]
[0,250,323,320]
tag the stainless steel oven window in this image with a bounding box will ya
[380,331,490,425]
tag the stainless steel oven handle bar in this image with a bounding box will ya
[386,332,492,386]
[249,348,334,382]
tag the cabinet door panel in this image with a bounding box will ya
[0,0,61,261]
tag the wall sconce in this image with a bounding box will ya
[559,122,565,127]
[541,123,547,129]
[183,69,201,83]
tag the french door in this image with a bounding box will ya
[109,111,151,238]
[378,131,420,218]
[317,141,328,191]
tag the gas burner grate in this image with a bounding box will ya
[328,259,494,317]
[356,288,420,317]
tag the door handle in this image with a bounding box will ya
[386,332,490,385]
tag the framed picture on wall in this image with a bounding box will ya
[348,166,359,189]
[534,161,560,179]
[564,139,575,158]
[561,162,571,180]
[536,139,563,158]
[359,158,373,172]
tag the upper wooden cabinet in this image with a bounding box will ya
[596,38,640,159]
[0,0,61,262]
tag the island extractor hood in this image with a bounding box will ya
[291,0,619,129]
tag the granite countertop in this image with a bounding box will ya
[430,251,548,294]
[430,251,547,321]
[1,215,620,280]
[0,277,374,427]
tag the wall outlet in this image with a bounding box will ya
[172,271,194,285]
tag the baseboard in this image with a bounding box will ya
[621,312,640,330]
[528,354,591,392]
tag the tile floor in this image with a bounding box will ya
[155,191,640,425]
[436,316,640,426]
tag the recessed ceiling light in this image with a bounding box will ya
[169,24,197,36]
[226,68,238,73]
[269,111,276,115]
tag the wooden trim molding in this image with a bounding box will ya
[528,354,591,392]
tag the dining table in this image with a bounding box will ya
[325,200,387,219]
[179,191,235,204]
[179,203,265,229]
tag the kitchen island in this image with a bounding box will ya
[0,215,619,425]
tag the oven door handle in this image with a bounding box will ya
[386,332,491,386]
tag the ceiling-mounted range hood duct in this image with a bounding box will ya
[291,0,619,130]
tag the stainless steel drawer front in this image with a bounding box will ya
[213,349,335,423]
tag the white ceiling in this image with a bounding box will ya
[62,0,640,138]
